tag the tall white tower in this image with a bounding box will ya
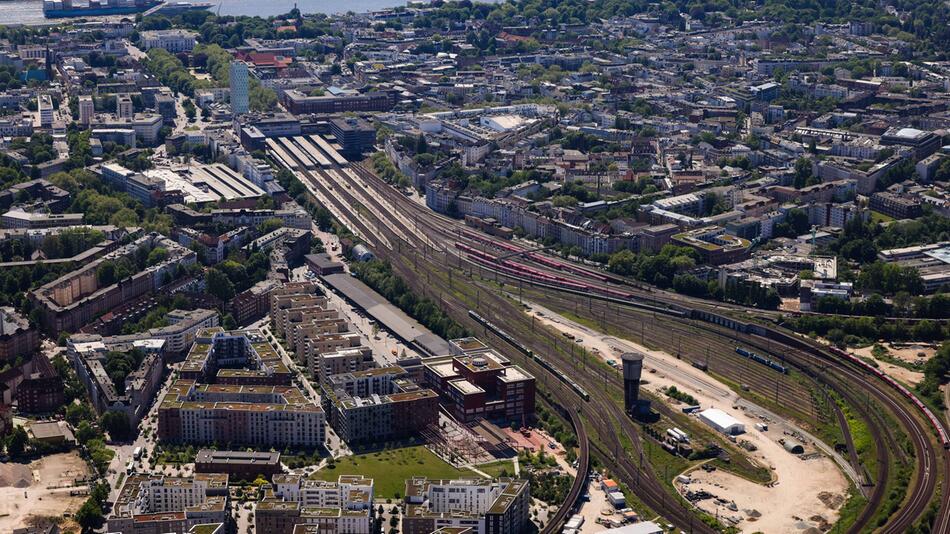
[230,61,249,115]
[78,95,94,126]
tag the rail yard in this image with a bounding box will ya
[268,142,950,533]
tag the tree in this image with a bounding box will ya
[75,421,99,445]
[66,403,94,426]
[206,268,235,301]
[5,426,28,458]
[607,249,637,276]
[75,497,104,531]
[183,98,196,120]
[96,261,117,286]
[100,410,131,440]
[146,247,168,266]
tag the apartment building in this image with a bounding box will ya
[403,477,530,534]
[67,335,165,426]
[107,474,229,534]
[178,328,292,386]
[869,191,923,220]
[0,307,39,362]
[313,346,376,383]
[320,366,439,443]
[257,474,374,534]
[1,210,83,229]
[157,380,325,447]
[29,233,196,335]
[229,279,281,325]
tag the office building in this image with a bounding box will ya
[140,30,198,52]
[281,90,394,114]
[423,338,535,423]
[194,449,282,482]
[329,118,375,158]
[230,61,250,115]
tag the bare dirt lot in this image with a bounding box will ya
[852,343,928,386]
[0,452,90,531]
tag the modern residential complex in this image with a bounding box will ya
[403,477,531,534]
[320,366,439,443]
[107,473,229,534]
[257,474,374,534]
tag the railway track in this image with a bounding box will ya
[282,153,948,533]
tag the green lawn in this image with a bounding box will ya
[870,210,895,223]
[476,459,517,478]
[310,446,472,498]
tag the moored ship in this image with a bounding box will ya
[43,0,161,18]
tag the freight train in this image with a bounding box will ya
[735,346,788,374]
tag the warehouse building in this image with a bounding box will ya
[698,408,745,435]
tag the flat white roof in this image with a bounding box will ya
[699,408,742,429]
[601,521,663,534]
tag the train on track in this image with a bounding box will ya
[455,237,950,451]
[718,314,949,450]
[468,309,591,402]
[826,346,950,450]
[735,346,788,374]
[455,242,640,300]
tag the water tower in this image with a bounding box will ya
[622,351,645,413]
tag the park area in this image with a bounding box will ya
[310,446,473,499]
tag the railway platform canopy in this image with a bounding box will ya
[321,273,451,357]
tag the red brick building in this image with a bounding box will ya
[423,338,535,423]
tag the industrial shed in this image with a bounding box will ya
[698,408,745,435]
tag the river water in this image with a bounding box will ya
[1,0,423,25]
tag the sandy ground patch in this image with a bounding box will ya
[681,454,846,533]
[525,301,850,533]
[0,452,90,531]
[851,345,925,386]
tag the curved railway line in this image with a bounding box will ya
[269,146,949,533]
